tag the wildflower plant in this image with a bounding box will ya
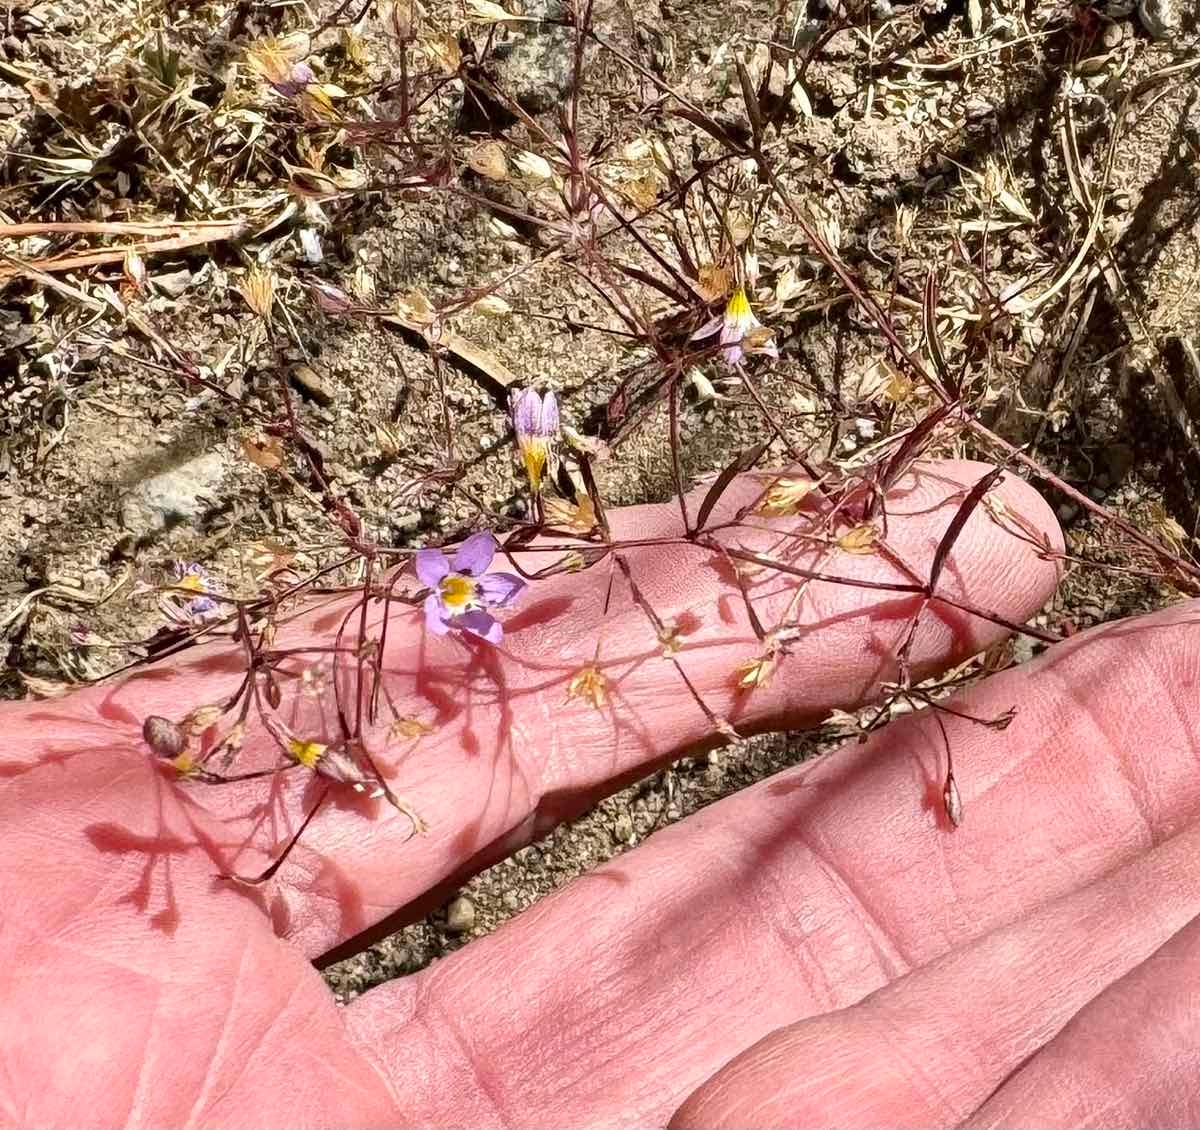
[24,0,1195,892]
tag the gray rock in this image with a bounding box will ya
[491,0,578,115]
[611,811,635,844]
[120,451,226,535]
[289,363,335,407]
[151,268,193,298]
[445,895,476,933]
[1055,500,1079,525]
[1138,0,1182,37]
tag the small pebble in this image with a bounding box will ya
[289,364,334,407]
[612,811,635,844]
[445,895,476,934]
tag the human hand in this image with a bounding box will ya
[2,460,1193,1128]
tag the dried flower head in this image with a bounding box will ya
[212,721,246,770]
[509,388,560,493]
[543,491,597,534]
[416,531,526,644]
[183,704,223,736]
[736,652,778,691]
[837,524,878,554]
[695,262,732,302]
[657,620,682,656]
[237,265,275,319]
[757,476,814,517]
[391,716,434,739]
[691,287,778,368]
[566,664,608,709]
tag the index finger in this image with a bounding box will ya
[2,459,1061,960]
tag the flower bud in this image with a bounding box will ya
[508,387,560,493]
[943,771,963,827]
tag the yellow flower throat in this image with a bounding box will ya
[520,439,549,491]
[439,573,477,611]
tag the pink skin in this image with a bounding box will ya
[1,461,1197,1127]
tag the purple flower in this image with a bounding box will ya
[416,531,525,644]
[272,61,315,98]
[170,561,218,618]
[691,286,778,368]
[509,387,560,492]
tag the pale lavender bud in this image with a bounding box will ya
[508,387,560,491]
[272,61,314,98]
[310,280,355,315]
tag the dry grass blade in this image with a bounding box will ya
[694,439,772,534]
[922,272,955,395]
[0,219,254,281]
[928,466,1006,596]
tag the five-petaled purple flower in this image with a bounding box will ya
[416,531,525,644]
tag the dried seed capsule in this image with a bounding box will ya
[183,704,223,735]
[143,715,186,760]
[943,771,963,827]
[314,746,372,790]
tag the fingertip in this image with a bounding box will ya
[911,459,1063,646]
